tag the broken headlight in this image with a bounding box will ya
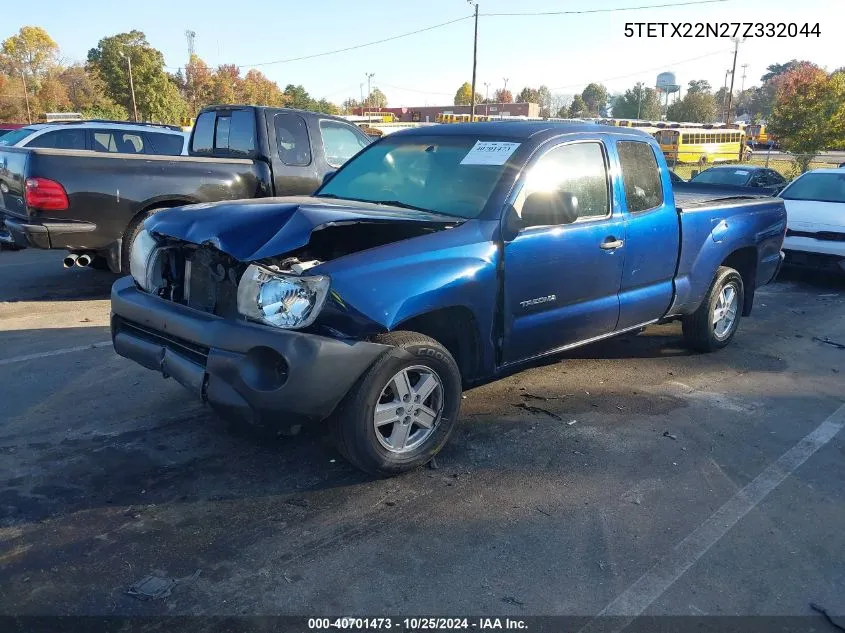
[236,264,330,329]
[129,229,164,293]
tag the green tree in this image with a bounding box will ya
[0,26,58,77]
[58,64,126,118]
[537,85,552,117]
[611,83,661,119]
[315,98,339,115]
[284,84,315,110]
[760,60,814,83]
[768,65,845,173]
[454,82,473,105]
[516,86,540,103]
[667,90,717,123]
[367,87,387,109]
[686,79,712,94]
[87,30,188,123]
[581,83,608,116]
[568,94,586,117]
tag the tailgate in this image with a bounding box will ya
[0,148,29,220]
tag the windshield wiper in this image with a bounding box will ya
[369,200,432,212]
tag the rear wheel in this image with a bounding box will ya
[120,208,165,274]
[682,266,744,352]
[331,331,462,476]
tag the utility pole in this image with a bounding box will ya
[365,73,375,112]
[468,1,479,121]
[722,69,732,122]
[740,63,749,93]
[120,50,139,122]
[502,77,509,104]
[359,83,364,114]
[725,37,744,124]
[636,84,643,119]
[19,70,31,124]
[483,82,490,116]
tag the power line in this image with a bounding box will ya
[482,0,728,16]
[164,0,731,71]
[548,49,731,91]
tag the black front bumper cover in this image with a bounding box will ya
[111,276,389,429]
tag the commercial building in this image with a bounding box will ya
[353,102,539,122]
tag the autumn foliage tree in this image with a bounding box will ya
[768,64,845,173]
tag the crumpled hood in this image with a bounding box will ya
[145,196,459,261]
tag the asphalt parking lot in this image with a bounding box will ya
[1,248,844,621]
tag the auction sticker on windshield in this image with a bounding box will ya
[460,141,520,165]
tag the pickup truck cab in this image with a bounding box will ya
[0,106,371,271]
[110,123,787,475]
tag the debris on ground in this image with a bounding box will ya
[512,402,562,421]
[813,336,845,350]
[502,596,525,607]
[536,507,552,517]
[127,569,200,601]
[810,602,845,632]
[567,419,577,426]
[663,431,678,440]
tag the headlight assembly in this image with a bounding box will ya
[236,264,330,329]
[129,229,164,293]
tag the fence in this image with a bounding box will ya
[664,149,842,181]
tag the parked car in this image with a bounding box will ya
[0,106,372,270]
[779,168,845,273]
[0,123,26,138]
[0,120,188,155]
[111,123,786,475]
[690,165,787,195]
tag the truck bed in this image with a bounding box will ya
[672,182,774,211]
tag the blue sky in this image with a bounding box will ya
[6,0,839,106]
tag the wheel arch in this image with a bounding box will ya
[721,246,758,316]
[393,305,482,384]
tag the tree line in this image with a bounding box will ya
[0,26,357,124]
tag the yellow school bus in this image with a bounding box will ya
[745,124,776,148]
[654,127,749,165]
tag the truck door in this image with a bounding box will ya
[502,140,625,365]
[267,112,323,195]
[614,140,679,330]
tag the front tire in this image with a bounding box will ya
[682,266,744,352]
[331,331,463,476]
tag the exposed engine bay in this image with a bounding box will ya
[148,220,455,318]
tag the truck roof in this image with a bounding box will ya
[392,121,655,141]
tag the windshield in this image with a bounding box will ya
[316,135,520,219]
[691,168,752,186]
[0,127,38,146]
[780,172,845,204]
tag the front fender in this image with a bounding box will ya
[316,219,501,337]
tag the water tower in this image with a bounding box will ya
[656,72,680,115]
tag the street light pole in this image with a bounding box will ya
[502,77,509,105]
[365,72,375,112]
[19,70,32,124]
[120,50,139,122]
[468,1,479,122]
[483,82,490,116]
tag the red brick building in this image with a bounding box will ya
[353,102,539,122]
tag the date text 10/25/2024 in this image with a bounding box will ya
[307,617,528,630]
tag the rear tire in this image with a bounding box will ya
[682,266,744,352]
[331,331,463,476]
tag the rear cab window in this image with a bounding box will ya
[191,109,255,157]
[617,140,664,213]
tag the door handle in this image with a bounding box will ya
[600,238,624,250]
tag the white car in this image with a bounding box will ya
[0,120,189,156]
[780,167,845,274]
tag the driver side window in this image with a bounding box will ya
[517,142,610,225]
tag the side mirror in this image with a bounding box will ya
[322,171,336,186]
[521,191,579,228]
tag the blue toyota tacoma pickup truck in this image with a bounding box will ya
[111,122,787,475]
